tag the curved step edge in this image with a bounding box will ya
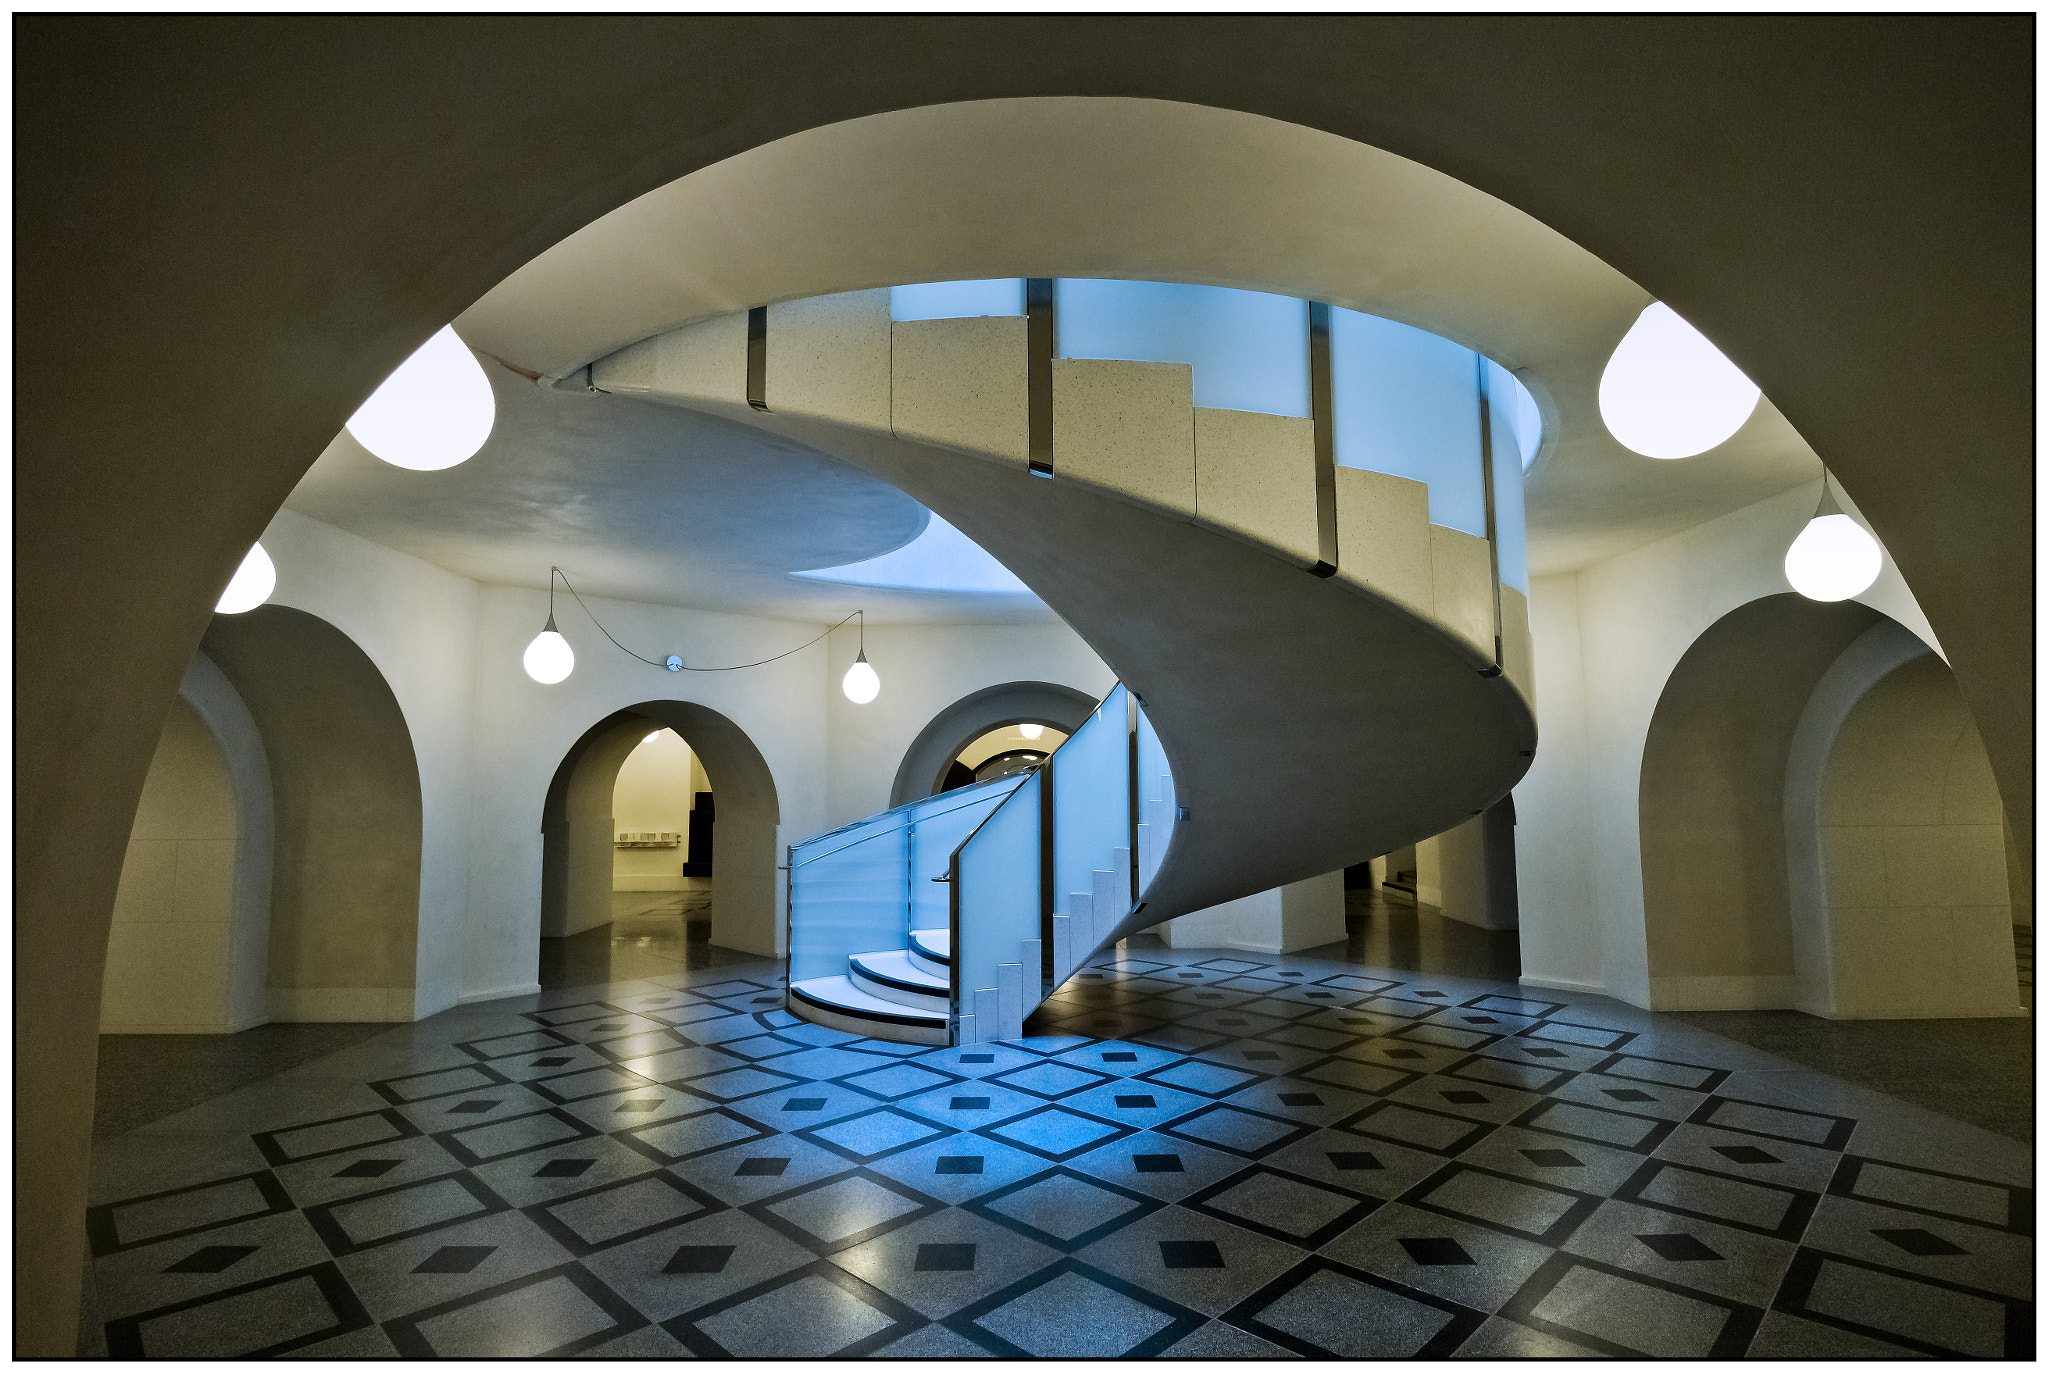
[788,976,948,1045]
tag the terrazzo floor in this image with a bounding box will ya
[83,931,2032,1358]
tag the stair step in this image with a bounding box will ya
[848,949,950,1010]
[788,975,949,1044]
[909,928,951,965]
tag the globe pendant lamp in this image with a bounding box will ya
[1784,475,1883,602]
[214,542,276,614]
[523,613,575,684]
[841,612,880,703]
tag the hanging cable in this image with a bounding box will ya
[548,567,862,672]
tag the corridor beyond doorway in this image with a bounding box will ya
[537,880,756,987]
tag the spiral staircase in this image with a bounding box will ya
[588,280,1539,1044]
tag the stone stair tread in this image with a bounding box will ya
[790,974,947,1026]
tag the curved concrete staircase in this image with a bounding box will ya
[591,285,1537,1043]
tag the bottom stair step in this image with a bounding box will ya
[788,975,949,1045]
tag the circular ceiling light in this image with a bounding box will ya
[1019,723,1043,740]
[523,624,575,684]
[215,543,276,614]
[1598,303,1761,459]
[842,651,880,704]
[345,325,496,470]
[643,731,662,744]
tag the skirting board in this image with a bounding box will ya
[460,982,542,1005]
[268,987,414,1022]
[1518,974,1607,996]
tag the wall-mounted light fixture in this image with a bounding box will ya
[346,325,496,471]
[1598,303,1761,460]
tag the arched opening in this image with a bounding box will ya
[98,654,273,1033]
[941,722,1071,791]
[1639,593,2021,1017]
[541,701,781,983]
[197,605,425,1021]
[890,680,1099,807]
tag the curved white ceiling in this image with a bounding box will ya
[296,95,1825,615]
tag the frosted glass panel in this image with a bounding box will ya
[1485,360,1531,593]
[1056,280,1310,418]
[1052,684,1131,910]
[907,776,1024,932]
[788,815,909,984]
[1329,308,1485,536]
[892,279,1025,322]
[1133,705,1171,893]
[955,771,1041,1030]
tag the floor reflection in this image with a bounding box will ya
[1339,885,1521,982]
[539,882,756,987]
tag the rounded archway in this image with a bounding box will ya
[1638,593,2019,1018]
[542,700,781,960]
[200,605,424,1021]
[890,680,1100,807]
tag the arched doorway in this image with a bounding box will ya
[890,680,1099,807]
[1639,594,2020,1016]
[541,701,781,975]
[199,606,425,1021]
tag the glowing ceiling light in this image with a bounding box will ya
[345,325,496,470]
[643,731,662,744]
[214,542,276,614]
[1785,479,1882,602]
[523,618,574,684]
[1598,303,1761,459]
[1020,723,1043,740]
[842,651,880,704]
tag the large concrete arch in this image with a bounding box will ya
[17,21,2028,1349]
[541,701,782,959]
[889,681,1100,809]
[1635,594,1883,1010]
[201,606,424,1022]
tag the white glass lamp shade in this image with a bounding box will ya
[214,542,277,614]
[1019,723,1043,740]
[345,325,496,471]
[523,628,575,684]
[1598,303,1761,459]
[1785,513,1883,601]
[842,652,880,704]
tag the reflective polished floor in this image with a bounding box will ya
[84,918,2032,1357]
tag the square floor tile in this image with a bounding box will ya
[1156,1103,1314,1160]
[746,1169,942,1257]
[1336,1100,1494,1158]
[796,1105,952,1164]
[837,1061,961,1102]
[580,1206,817,1318]
[1182,1165,1379,1247]
[302,1172,509,1256]
[1772,1247,2028,1358]
[666,1259,922,1358]
[523,1170,725,1255]
[384,1261,646,1357]
[1512,1098,1676,1154]
[1062,1130,1255,1203]
[830,1204,1063,1321]
[1401,1162,1598,1246]
[251,1109,423,1168]
[1137,1057,1268,1099]
[944,1258,1204,1357]
[1220,1254,1484,1357]
[430,1105,604,1168]
[88,1171,297,1255]
[863,1133,1052,1206]
[1318,1199,1557,1314]
[976,1104,1133,1162]
[1827,1155,2028,1232]
[103,1261,375,1358]
[965,1167,1161,1252]
[1500,1251,1762,1357]
[1615,1157,1818,1240]
[161,1244,261,1274]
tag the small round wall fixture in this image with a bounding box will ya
[214,542,276,614]
[1598,303,1761,459]
[1019,723,1043,740]
[1785,476,1883,602]
[345,325,497,471]
[523,619,575,684]
[643,730,663,744]
[843,651,881,704]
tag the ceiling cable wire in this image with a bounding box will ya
[548,566,861,672]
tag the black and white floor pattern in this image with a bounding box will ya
[86,948,2033,1358]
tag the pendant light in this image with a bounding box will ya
[1784,473,1883,602]
[1598,303,1761,459]
[214,542,276,614]
[523,613,575,684]
[842,613,880,704]
[345,325,496,471]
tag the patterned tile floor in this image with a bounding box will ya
[85,947,2033,1358]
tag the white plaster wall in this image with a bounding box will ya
[611,730,697,889]
[261,508,480,1019]
[1516,480,1939,1008]
[823,621,1115,831]
[465,585,833,1000]
[1163,872,1345,954]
